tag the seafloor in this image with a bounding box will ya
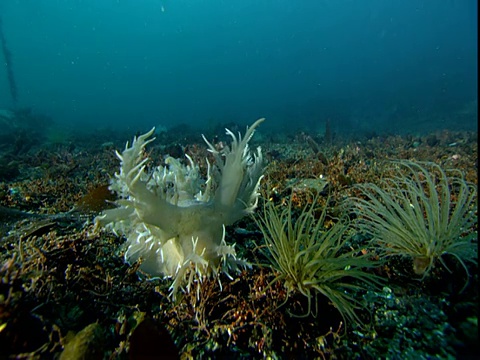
[0,115,478,359]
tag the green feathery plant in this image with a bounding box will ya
[352,161,477,290]
[254,193,382,327]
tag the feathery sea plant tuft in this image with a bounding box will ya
[352,161,477,290]
[254,193,382,327]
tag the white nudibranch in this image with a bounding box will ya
[95,118,265,298]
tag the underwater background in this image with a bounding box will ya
[0,0,477,135]
[0,1,478,359]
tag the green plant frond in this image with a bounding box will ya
[444,237,478,264]
[254,191,381,326]
[448,183,477,231]
[352,160,477,284]
[314,267,382,288]
[355,197,423,255]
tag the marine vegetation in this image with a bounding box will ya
[95,118,265,297]
[352,161,477,289]
[254,193,383,326]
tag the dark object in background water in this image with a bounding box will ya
[0,16,18,105]
[305,134,322,154]
[304,134,329,165]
